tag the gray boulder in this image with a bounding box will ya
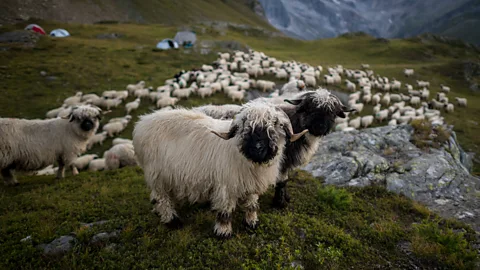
[37,235,75,256]
[303,125,480,231]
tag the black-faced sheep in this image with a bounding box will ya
[132,100,308,238]
[0,105,102,185]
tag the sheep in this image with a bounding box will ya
[350,103,364,114]
[0,105,102,185]
[134,88,150,99]
[156,97,179,108]
[373,104,381,114]
[114,90,129,100]
[362,94,372,104]
[302,75,316,87]
[390,94,402,103]
[444,103,454,113]
[218,52,230,60]
[440,84,451,93]
[172,88,193,99]
[46,105,68,119]
[82,93,101,102]
[335,122,349,131]
[361,64,370,69]
[102,90,117,99]
[34,165,58,176]
[375,109,389,122]
[345,80,356,92]
[416,80,430,88]
[388,119,397,126]
[455,97,467,107]
[64,92,83,106]
[104,143,137,170]
[410,96,421,107]
[405,84,413,91]
[229,90,246,102]
[404,69,414,77]
[280,80,305,95]
[398,116,412,125]
[349,117,361,129]
[361,115,374,128]
[256,80,276,92]
[197,86,214,99]
[88,158,106,172]
[428,99,444,110]
[193,104,243,120]
[102,98,123,110]
[133,100,308,238]
[126,98,141,114]
[87,131,108,150]
[72,154,99,173]
[112,138,133,145]
[372,94,382,105]
[440,97,449,104]
[109,115,132,124]
[102,121,128,137]
[381,93,391,106]
[127,81,145,94]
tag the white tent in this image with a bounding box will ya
[50,29,70,38]
[156,39,179,50]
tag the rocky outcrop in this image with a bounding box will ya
[303,125,480,231]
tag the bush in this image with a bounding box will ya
[317,186,353,210]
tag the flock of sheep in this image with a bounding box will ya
[0,49,465,238]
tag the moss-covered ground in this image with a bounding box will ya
[0,20,479,269]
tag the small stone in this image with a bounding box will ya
[91,231,119,244]
[40,71,47,76]
[434,199,450,205]
[38,235,75,256]
[20,235,32,243]
[46,76,57,81]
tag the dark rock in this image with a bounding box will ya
[80,220,109,229]
[91,231,119,244]
[45,76,58,81]
[0,30,39,47]
[38,235,75,256]
[96,33,123,39]
[303,125,480,231]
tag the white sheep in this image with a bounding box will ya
[375,109,389,122]
[133,100,307,237]
[381,93,391,106]
[72,154,99,173]
[126,98,141,114]
[172,88,193,99]
[87,131,108,150]
[88,158,106,172]
[0,105,102,185]
[361,115,374,128]
[444,103,454,113]
[350,103,364,114]
[373,104,381,114]
[388,119,397,126]
[156,97,179,108]
[34,165,58,176]
[440,84,451,93]
[410,96,421,107]
[112,138,133,145]
[197,87,213,99]
[372,94,382,105]
[348,117,361,129]
[229,90,246,102]
[335,122,349,131]
[105,143,137,170]
[404,69,414,77]
[134,88,150,99]
[64,92,83,106]
[455,97,467,107]
[127,81,145,94]
[102,121,127,137]
[109,115,132,124]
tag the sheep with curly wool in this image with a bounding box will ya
[133,99,308,238]
[87,131,108,150]
[0,105,102,185]
[72,154,99,173]
[105,143,137,170]
[112,138,133,145]
[193,104,243,120]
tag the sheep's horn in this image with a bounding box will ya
[102,110,112,115]
[211,130,230,140]
[290,129,309,142]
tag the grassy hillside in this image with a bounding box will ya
[0,21,479,268]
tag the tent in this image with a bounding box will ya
[24,24,46,35]
[156,39,179,50]
[50,29,70,38]
[174,31,196,47]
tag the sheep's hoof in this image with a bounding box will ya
[214,231,233,240]
[165,216,184,230]
[272,197,289,209]
[243,219,260,231]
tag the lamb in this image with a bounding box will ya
[64,92,83,106]
[302,75,316,87]
[104,143,137,170]
[197,86,213,99]
[133,100,308,238]
[381,93,391,106]
[229,90,246,102]
[82,93,101,102]
[375,109,389,122]
[428,99,444,110]
[34,165,58,176]
[345,80,356,92]
[372,94,382,105]
[46,105,68,119]
[193,104,243,120]
[72,154,99,173]
[350,103,364,114]
[349,117,361,129]
[156,97,179,108]
[102,121,128,137]
[127,81,145,94]
[126,98,141,114]
[390,94,402,103]
[109,115,132,124]
[404,69,414,77]
[88,158,106,172]
[134,88,150,99]
[112,138,133,145]
[0,105,102,185]
[172,88,193,99]
[410,96,421,107]
[373,104,381,114]
[102,98,122,110]
[440,84,451,93]
[280,80,305,95]
[362,94,372,104]
[444,103,454,113]
[361,115,374,128]
[256,80,276,92]
[455,97,467,107]
[388,119,397,126]
[87,131,108,150]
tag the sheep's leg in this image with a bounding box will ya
[241,194,260,230]
[272,172,290,209]
[151,190,182,229]
[56,159,65,179]
[71,165,79,176]
[1,167,18,186]
[212,198,236,239]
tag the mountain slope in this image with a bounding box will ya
[258,0,480,44]
[0,0,273,31]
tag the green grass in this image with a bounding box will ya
[0,169,477,269]
[0,20,480,268]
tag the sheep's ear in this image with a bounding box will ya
[284,99,302,105]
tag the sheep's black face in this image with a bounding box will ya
[305,111,336,137]
[241,127,278,164]
[80,118,95,131]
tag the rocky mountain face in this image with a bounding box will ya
[258,0,480,44]
[303,125,480,231]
